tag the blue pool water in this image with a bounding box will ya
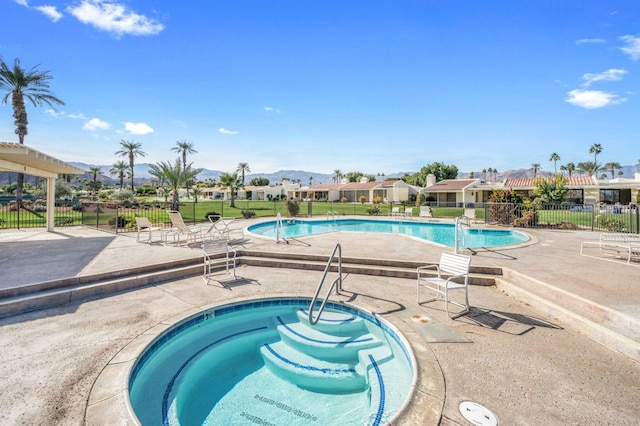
[248,218,529,248]
[129,298,415,426]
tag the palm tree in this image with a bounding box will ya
[577,161,602,177]
[603,161,622,179]
[560,162,575,178]
[482,168,487,181]
[148,159,201,211]
[115,140,146,192]
[333,169,343,183]
[171,140,197,168]
[219,172,244,208]
[0,57,65,204]
[487,167,493,182]
[309,176,313,187]
[589,143,603,164]
[236,162,251,184]
[87,166,103,196]
[531,163,541,178]
[171,140,197,197]
[109,160,129,189]
[549,153,560,173]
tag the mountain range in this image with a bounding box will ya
[1,162,638,187]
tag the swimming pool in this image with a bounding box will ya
[128,298,415,425]
[248,218,529,248]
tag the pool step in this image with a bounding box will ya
[0,250,501,319]
[495,268,640,364]
[274,315,383,362]
[259,341,366,392]
[296,308,367,335]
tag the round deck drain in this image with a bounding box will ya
[410,314,430,324]
[459,401,498,426]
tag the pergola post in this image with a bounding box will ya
[46,177,56,231]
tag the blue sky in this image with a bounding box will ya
[1,0,639,176]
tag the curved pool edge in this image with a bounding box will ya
[85,296,445,426]
[246,216,534,250]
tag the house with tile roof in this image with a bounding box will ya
[421,173,640,207]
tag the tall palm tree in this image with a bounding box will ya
[487,167,493,182]
[171,140,197,197]
[171,140,197,168]
[549,153,560,173]
[109,160,129,189]
[482,168,487,181]
[148,159,201,211]
[236,162,251,184]
[560,162,575,178]
[0,57,65,204]
[531,163,541,178]
[115,140,146,192]
[333,169,343,183]
[603,161,622,179]
[219,172,244,208]
[589,143,603,164]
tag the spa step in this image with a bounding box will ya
[260,341,366,393]
[274,315,382,362]
[296,308,367,335]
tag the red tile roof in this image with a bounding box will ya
[310,183,345,190]
[504,176,595,188]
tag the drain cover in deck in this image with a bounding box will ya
[459,401,498,426]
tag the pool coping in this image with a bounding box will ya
[245,216,536,251]
[85,294,445,425]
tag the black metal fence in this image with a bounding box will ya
[483,203,639,233]
[1,200,638,234]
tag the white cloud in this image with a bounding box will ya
[67,0,164,37]
[581,68,627,87]
[124,122,154,135]
[13,0,29,7]
[576,38,605,44]
[264,106,282,114]
[45,109,64,118]
[68,112,87,120]
[35,5,63,22]
[83,117,111,130]
[218,128,239,135]
[565,89,626,109]
[619,35,640,60]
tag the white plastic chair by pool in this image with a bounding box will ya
[417,251,472,318]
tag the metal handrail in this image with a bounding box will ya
[454,216,466,253]
[275,212,285,243]
[308,243,342,325]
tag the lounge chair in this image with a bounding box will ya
[417,252,472,318]
[580,232,640,264]
[390,206,401,216]
[135,217,163,243]
[166,210,204,244]
[404,207,414,217]
[205,216,244,241]
[203,237,237,284]
[419,206,433,219]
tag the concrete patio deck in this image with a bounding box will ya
[0,219,639,425]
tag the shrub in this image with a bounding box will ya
[286,200,300,217]
[205,211,221,221]
[108,215,129,228]
[359,195,367,204]
[340,197,347,203]
[365,206,382,216]
[242,210,257,219]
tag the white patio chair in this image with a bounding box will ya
[390,206,400,216]
[419,206,433,219]
[135,217,163,243]
[404,207,414,217]
[462,208,476,225]
[166,211,204,244]
[417,252,472,319]
[203,237,237,284]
